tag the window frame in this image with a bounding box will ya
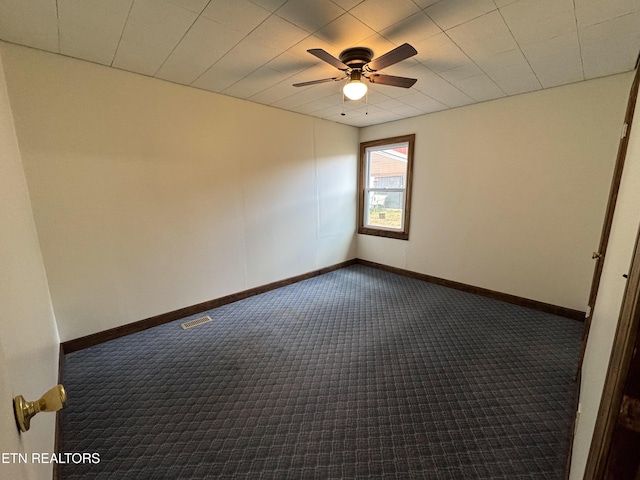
[358,134,415,240]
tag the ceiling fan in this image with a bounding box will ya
[293,43,418,100]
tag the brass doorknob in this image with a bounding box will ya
[14,385,66,432]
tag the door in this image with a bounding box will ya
[604,326,640,478]
[566,57,640,480]
[0,340,29,480]
[578,64,640,372]
[583,215,640,479]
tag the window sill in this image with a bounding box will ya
[358,227,409,240]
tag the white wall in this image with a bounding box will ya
[1,37,633,480]
[359,73,633,311]
[570,72,640,479]
[0,42,358,342]
[0,46,60,480]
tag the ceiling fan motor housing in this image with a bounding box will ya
[339,47,373,70]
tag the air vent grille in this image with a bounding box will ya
[181,315,213,330]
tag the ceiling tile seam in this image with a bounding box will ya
[302,90,350,113]
[494,5,543,90]
[332,0,365,11]
[346,27,453,108]
[189,11,295,88]
[412,42,503,104]
[399,93,446,110]
[238,11,356,100]
[424,0,445,8]
[218,9,358,98]
[439,28,509,99]
[340,10,385,34]
[55,0,61,54]
[160,77,284,108]
[572,0,586,81]
[417,8,509,99]
[110,0,136,67]
[252,94,372,128]
[378,11,443,49]
[234,13,367,102]
[151,0,215,77]
[188,0,216,16]
[247,76,310,104]
[424,4,498,32]
[372,16,455,108]
[244,101,322,125]
[251,85,342,112]
[581,11,638,30]
[219,37,323,95]
[383,80,445,109]
[409,0,427,11]
[244,62,333,102]
[272,1,348,34]
[276,83,344,110]
[408,62,469,109]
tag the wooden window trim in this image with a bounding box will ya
[357,134,415,241]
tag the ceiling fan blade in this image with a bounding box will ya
[307,49,349,71]
[366,43,417,72]
[367,74,417,88]
[293,76,344,87]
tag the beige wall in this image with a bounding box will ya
[0,46,59,480]
[1,42,358,342]
[570,73,640,479]
[359,73,633,311]
[1,38,634,480]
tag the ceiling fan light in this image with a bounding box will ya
[343,79,367,100]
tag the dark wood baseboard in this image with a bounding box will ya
[61,256,583,355]
[61,259,357,354]
[356,259,586,321]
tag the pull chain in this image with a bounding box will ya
[365,88,369,115]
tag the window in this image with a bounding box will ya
[358,134,415,240]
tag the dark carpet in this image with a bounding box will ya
[59,265,583,479]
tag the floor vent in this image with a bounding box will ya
[181,316,213,330]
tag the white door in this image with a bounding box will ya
[0,340,29,480]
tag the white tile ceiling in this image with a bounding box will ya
[0,0,639,127]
